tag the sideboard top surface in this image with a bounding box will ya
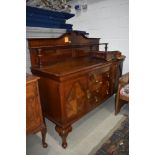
[32,57,108,77]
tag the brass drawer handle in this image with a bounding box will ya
[106,90,109,95]
[87,90,91,99]
[95,96,98,102]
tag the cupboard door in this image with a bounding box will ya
[26,82,42,133]
[63,76,88,121]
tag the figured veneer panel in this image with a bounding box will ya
[26,74,48,148]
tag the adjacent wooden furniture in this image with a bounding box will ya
[115,72,129,115]
[28,31,125,148]
[26,74,48,148]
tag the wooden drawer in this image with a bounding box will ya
[87,67,111,108]
[102,71,111,97]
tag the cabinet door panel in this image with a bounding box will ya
[26,83,42,133]
[63,76,88,120]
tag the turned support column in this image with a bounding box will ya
[55,125,72,149]
[36,48,43,68]
[105,43,108,52]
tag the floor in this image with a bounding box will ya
[26,96,129,155]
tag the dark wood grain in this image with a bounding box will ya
[28,31,125,148]
[26,74,48,148]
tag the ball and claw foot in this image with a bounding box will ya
[62,142,67,149]
[55,125,72,149]
[43,142,48,148]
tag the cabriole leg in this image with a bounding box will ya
[41,126,48,148]
[55,125,72,149]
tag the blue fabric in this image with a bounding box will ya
[26,6,74,29]
[27,13,66,24]
[26,6,89,35]
[27,19,73,29]
[27,6,75,19]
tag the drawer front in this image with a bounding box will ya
[102,71,111,98]
[26,82,43,133]
[87,67,111,108]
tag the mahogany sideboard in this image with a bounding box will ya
[28,31,125,148]
[26,74,48,148]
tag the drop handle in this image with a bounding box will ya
[96,81,103,84]
[87,90,91,99]
[106,90,109,95]
[95,96,98,102]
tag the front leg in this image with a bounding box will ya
[41,125,48,148]
[55,125,72,149]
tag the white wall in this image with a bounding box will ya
[67,0,129,73]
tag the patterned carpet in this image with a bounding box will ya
[95,117,129,155]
